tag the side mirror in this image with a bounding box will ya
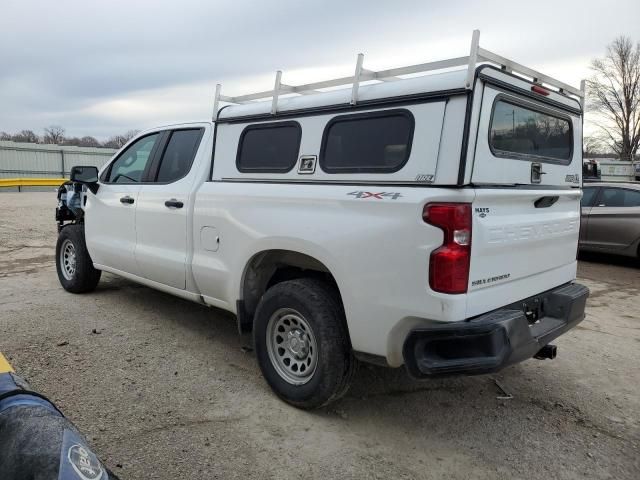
[70,166,99,194]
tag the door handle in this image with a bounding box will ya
[534,196,559,208]
[164,199,184,209]
[120,196,134,205]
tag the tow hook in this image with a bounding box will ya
[534,344,557,360]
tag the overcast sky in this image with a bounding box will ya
[1,0,639,140]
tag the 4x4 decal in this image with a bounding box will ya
[347,191,402,200]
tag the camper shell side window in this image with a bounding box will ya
[236,121,301,173]
[319,109,415,174]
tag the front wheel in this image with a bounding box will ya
[55,225,101,293]
[253,278,356,409]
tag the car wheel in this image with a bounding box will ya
[253,277,356,409]
[56,225,101,293]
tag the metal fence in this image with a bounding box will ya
[0,141,116,179]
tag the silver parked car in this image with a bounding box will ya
[580,182,640,258]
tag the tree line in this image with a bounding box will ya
[0,127,140,149]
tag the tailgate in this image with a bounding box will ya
[467,188,580,316]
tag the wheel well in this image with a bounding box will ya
[241,250,342,322]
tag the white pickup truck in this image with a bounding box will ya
[55,32,589,408]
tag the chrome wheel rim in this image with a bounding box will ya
[60,239,77,280]
[266,308,318,385]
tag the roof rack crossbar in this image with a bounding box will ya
[212,30,584,120]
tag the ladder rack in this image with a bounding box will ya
[212,30,585,119]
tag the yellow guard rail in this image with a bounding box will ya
[0,178,67,188]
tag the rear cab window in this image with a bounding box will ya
[489,98,573,164]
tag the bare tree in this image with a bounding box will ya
[62,137,82,147]
[12,130,40,143]
[121,129,140,145]
[79,136,101,147]
[104,129,140,149]
[43,125,66,145]
[102,138,121,149]
[583,135,606,156]
[586,36,640,160]
[0,132,11,141]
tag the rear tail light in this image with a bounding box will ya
[423,203,472,294]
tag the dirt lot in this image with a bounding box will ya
[0,192,638,479]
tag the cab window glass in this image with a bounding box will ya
[156,129,203,183]
[597,187,640,207]
[106,134,159,183]
[581,187,598,207]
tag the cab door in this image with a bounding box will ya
[85,133,162,274]
[134,128,205,289]
[586,186,640,251]
[579,186,599,246]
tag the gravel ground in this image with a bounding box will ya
[0,192,638,479]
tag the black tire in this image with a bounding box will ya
[55,225,101,293]
[253,277,356,409]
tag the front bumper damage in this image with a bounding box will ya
[403,282,589,378]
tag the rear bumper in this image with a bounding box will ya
[403,282,589,378]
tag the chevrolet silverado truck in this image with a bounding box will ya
[55,31,589,408]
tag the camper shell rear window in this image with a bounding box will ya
[489,97,573,164]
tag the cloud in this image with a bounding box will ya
[0,0,638,139]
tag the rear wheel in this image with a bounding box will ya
[254,277,356,409]
[56,225,101,293]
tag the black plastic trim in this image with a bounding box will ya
[319,108,415,174]
[235,121,302,174]
[403,282,589,378]
[457,90,476,186]
[209,105,229,181]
